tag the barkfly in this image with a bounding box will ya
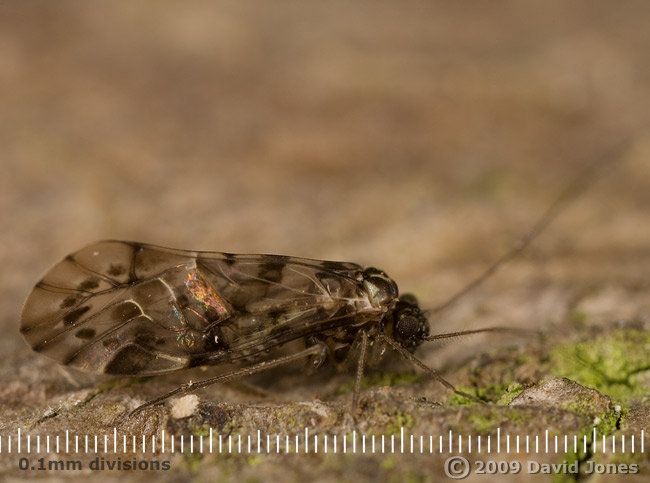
[21,241,474,413]
[19,137,632,416]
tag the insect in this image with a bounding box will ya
[21,240,478,413]
[19,137,630,415]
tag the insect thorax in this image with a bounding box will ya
[305,268,429,370]
[360,267,429,352]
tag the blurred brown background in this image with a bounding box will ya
[1,1,650,480]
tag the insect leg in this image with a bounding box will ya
[351,329,369,412]
[380,334,483,404]
[130,344,323,416]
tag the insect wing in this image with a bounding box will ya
[21,241,378,376]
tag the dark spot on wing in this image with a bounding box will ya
[60,295,79,309]
[78,278,100,290]
[320,260,349,271]
[133,332,154,347]
[223,253,236,265]
[75,328,96,340]
[314,271,341,293]
[207,326,228,351]
[267,309,284,325]
[104,345,153,375]
[155,338,166,345]
[176,294,190,309]
[205,305,226,322]
[128,242,142,283]
[229,301,249,315]
[258,261,285,284]
[189,328,228,367]
[108,264,126,276]
[32,340,47,352]
[63,306,91,325]
[227,289,255,313]
[65,254,75,262]
[315,271,330,281]
[111,301,142,321]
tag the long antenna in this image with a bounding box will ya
[429,134,635,316]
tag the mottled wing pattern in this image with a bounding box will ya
[21,241,380,376]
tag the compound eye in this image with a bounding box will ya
[396,315,420,340]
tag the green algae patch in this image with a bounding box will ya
[551,329,650,403]
[385,411,414,435]
[447,387,481,407]
[456,405,536,434]
[496,383,524,405]
[448,382,524,407]
[466,409,506,433]
[182,452,204,474]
